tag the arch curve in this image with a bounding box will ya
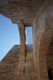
[39,29,53,80]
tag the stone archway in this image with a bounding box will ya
[39,29,53,80]
[33,19,53,80]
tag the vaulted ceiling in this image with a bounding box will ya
[0,0,53,25]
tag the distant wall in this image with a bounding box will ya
[0,45,36,80]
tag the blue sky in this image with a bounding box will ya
[0,14,32,61]
[25,27,32,44]
[0,14,20,61]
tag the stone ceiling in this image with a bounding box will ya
[0,0,53,25]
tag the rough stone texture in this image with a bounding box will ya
[48,37,53,69]
[1,45,33,64]
[18,20,26,61]
[32,2,53,80]
[0,0,53,25]
[0,0,53,80]
[0,45,36,80]
[1,45,20,64]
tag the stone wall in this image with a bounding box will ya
[48,37,53,69]
[0,63,36,80]
[32,2,53,80]
[0,45,36,80]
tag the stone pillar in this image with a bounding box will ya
[32,18,52,80]
[32,18,41,80]
[17,20,26,74]
[19,20,26,62]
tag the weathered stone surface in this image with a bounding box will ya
[0,0,53,80]
[0,45,35,80]
[0,0,53,25]
[48,37,53,69]
[32,3,53,80]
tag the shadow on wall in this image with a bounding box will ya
[48,68,53,80]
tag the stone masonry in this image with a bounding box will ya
[0,0,53,80]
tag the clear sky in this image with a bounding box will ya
[25,27,32,44]
[0,14,20,61]
[0,14,32,61]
